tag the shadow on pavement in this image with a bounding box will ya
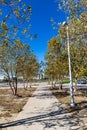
[0,106,85,129]
[0,85,86,129]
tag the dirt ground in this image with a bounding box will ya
[0,86,36,124]
[50,86,87,129]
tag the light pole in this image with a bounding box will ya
[63,21,75,107]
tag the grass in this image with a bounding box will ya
[0,112,12,117]
[0,87,36,117]
[62,79,70,84]
[62,79,75,84]
[50,87,87,115]
[10,101,26,113]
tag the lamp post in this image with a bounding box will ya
[63,21,75,107]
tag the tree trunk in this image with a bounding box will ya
[59,83,62,90]
[8,80,14,95]
[23,79,26,89]
[7,74,14,95]
[74,78,77,92]
[59,79,63,90]
[14,78,18,95]
[74,74,78,92]
[29,80,32,88]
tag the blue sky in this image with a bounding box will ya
[0,0,67,62]
[26,0,67,62]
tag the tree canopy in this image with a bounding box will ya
[0,0,39,95]
[56,0,87,18]
[45,10,87,82]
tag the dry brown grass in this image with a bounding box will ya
[0,87,36,117]
[51,88,87,114]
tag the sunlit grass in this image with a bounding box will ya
[51,87,87,114]
[0,87,36,117]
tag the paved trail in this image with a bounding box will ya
[0,83,84,130]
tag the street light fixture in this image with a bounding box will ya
[63,21,75,107]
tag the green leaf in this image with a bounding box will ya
[1,22,8,31]
[23,29,28,33]
[0,10,2,15]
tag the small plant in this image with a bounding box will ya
[0,112,12,117]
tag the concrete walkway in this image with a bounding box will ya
[0,83,84,130]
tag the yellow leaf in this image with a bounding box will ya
[23,29,28,33]
[0,10,2,15]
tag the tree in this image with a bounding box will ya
[0,38,39,95]
[46,11,87,90]
[45,37,68,88]
[56,0,87,18]
[58,13,87,90]
[17,53,39,88]
[0,0,39,94]
[59,13,87,75]
[0,39,22,94]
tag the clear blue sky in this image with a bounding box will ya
[25,0,67,62]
